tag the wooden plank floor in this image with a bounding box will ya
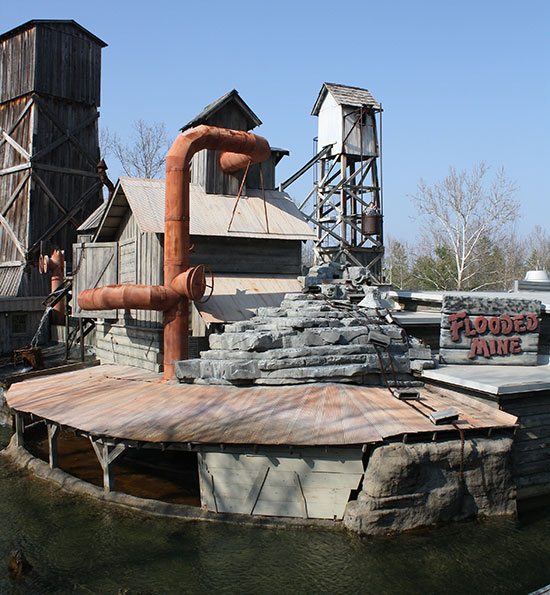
[5,365,518,446]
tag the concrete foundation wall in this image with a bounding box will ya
[344,437,516,535]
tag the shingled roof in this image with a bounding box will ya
[312,83,381,116]
[181,89,262,132]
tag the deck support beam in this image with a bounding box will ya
[89,438,126,492]
[47,423,59,469]
[14,413,24,447]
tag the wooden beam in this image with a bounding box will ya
[28,181,101,255]
[1,129,31,161]
[1,172,30,217]
[0,212,26,258]
[0,163,31,177]
[33,163,100,179]
[14,413,24,447]
[89,438,126,492]
[0,97,33,152]
[31,112,99,163]
[246,465,269,515]
[47,423,59,469]
[294,471,309,519]
[31,172,80,227]
[33,96,98,167]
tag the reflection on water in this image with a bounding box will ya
[0,424,549,594]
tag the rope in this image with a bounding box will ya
[259,163,270,234]
[227,160,251,232]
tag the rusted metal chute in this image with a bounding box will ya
[39,249,65,325]
[78,125,270,380]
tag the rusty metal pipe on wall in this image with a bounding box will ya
[78,125,270,380]
[164,125,270,379]
[40,249,65,325]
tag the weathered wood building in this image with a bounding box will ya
[73,91,314,370]
[0,20,105,353]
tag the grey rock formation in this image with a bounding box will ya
[176,292,428,386]
[343,437,516,535]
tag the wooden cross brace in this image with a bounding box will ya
[89,437,126,492]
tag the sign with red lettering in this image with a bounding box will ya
[439,295,542,366]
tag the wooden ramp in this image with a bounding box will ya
[5,364,517,446]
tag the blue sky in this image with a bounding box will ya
[3,0,548,242]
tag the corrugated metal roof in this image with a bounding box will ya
[196,274,302,323]
[103,177,314,241]
[77,201,107,231]
[0,263,24,296]
[312,83,381,115]
[181,89,262,132]
[5,364,518,446]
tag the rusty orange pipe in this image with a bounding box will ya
[78,284,180,311]
[78,125,270,380]
[164,125,270,378]
[40,249,65,325]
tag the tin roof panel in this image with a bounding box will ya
[195,274,302,323]
[116,177,314,240]
[0,263,24,296]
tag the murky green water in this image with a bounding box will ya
[0,425,549,595]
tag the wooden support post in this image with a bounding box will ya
[89,438,126,492]
[47,424,59,469]
[14,413,24,447]
[79,318,85,362]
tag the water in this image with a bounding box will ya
[0,424,548,595]
[30,306,52,348]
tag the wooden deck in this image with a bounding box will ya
[5,365,517,446]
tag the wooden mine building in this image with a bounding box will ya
[0,20,105,353]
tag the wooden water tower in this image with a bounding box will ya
[0,20,106,297]
[310,83,383,282]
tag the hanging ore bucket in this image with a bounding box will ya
[361,210,382,236]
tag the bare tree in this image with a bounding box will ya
[412,162,519,290]
[525,225,550,272]
[102,120,171,179]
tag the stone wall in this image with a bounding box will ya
[344,437,516,535]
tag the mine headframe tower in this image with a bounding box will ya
[281,83,384,283]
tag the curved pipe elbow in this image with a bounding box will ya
[166,125,270,175]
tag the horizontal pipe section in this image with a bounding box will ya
[78,284,180,312]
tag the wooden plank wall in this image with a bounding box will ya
[34,24,102,106]
[191,237,302,275]
[0,95,32,264]
[0,23,102,106]
[503,391,550,500]
[72,242,118,318]
[30,95,102,266]
[0,28,36,103]
[198,448,364,519]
